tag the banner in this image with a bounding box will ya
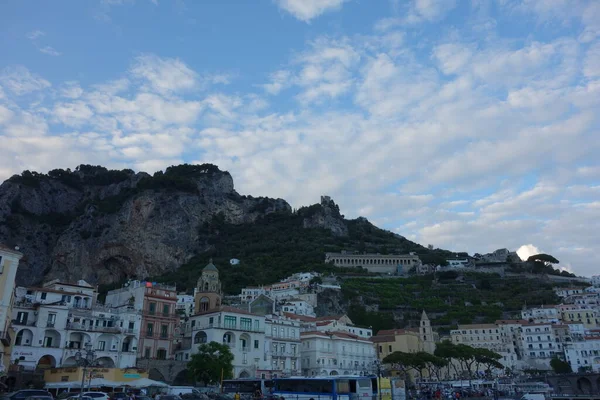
[391,379,406,400]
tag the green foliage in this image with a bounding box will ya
[550,357,572,374]
[348,305,395,334]
[187,342,234,385]
[342,272,560,330]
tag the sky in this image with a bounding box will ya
[0,0,599,277]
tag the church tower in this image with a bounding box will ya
[419,310,436,354]
[194,259,222,313]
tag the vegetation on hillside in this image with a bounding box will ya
[150,209,455,295]
[342,271,580,331]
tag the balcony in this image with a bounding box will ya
[46,321,56,328]
[11,319,36,327]
[0,331,12,346]
[66,323,122,333]
[146,332,154,338]
[195,322,262,333]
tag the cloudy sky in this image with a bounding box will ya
[1,0,599,276]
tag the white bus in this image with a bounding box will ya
[273,377,373,400]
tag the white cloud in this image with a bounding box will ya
[274,0,347,22]
[26,30,45,40]
[583,42,600,78]
[60,82,84,99]
[406,0,457,23]
[53,101,94,127]
[130,54,198,94]
[39,46,61,57]
[0,66,51,95]
[0,105,14,125]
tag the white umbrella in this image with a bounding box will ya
[124,378,169,388]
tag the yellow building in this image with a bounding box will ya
[0,244,23,375]
[371,311,437,360]
[44,367,148,384]
[560,306,600,329]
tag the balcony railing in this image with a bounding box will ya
[146,332,154,338]
[66,323,122,333]
[194,322,263,333]
[46,321,56,328]
[11,319,36,327]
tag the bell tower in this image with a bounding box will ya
[194,259,222,313]
[420,310,435,353]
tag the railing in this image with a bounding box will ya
[146,332,154,338]
[11,319,36,327]
[66,323,122,333]
[194,322,263,333]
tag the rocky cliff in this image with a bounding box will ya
[0,164,292,286]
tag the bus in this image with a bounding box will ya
[273,377,373,400]
[222,379,274,398]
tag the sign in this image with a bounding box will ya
[124,374,141,379]
[391,379,406,400]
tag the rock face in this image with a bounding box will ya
[302,195,348,236]
[0,164,291,286]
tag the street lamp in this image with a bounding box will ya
[75,342,97,400]
[373,360,383,400]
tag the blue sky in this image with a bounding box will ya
[1,0,599,276]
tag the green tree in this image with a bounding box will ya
[187,342,234,385]
[310,276,323,285]
[550,357,572,374]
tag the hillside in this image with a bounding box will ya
[0,164,454,289]
[338,271,591,334]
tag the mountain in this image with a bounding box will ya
[0,164,453,292]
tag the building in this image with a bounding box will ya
[176,261,268,378]
[564,337,600,372]
[10,280,141,371]
[521,305,560,323]
[176,294,195,317]
[520,322,560,369]
[445,259,473,269]
[371,311,436,361]
[559,305,600,329]
[555,287,585,298]
[300,330,376,376]
[281,299,315,317]
[324,252,421,274]
[451,323,519,370]
[0,245,23,374]
[105,280,178,360]
[592,275,600,288]
[265,316,301,377]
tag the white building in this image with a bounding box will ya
[521,305,560,323]
[592,275,600,288]
[445,259,472,269]
[564,337,600,372]
[265,316,301,377]
[176,306,267,378]
[300,330,377,376]
[520,323,559,369]
[176,294,195,317]
[1,244,23,373]
[555,287,585,298]
[281,299,315,317]
[451,323,519,370]
[11,280,141,371]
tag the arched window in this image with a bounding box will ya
[200,297,210,312]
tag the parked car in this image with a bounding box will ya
[5,390,53,400]
[66,396,94,400]
[108,393,128,400]
[82,393,110,400]
[24,396,53,400]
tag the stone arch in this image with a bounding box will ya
[577,377,592,394]
[173,369,193,385]
[223,331,235,346]
[149,368,166,382]
[199,297,210,312]
[239,370,250,378]
[343,371,350,375]
[321,370,327,375]
[15,328,33,346]
[556,378,572,394]
[122,335,137,353]
[62,356,78,367]
[68,332,92,349]
[36,354,57,369]
[96,356,116,368]
[96,333,119,352]
[239,333,251,351]
[330,370,339,375]
[194,331,207,344]
[43,329,61,348]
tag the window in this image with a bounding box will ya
[163,304,170,316]
[156,349,167,360]
[161,324,168,338]
[379,346,382,353]
[47,313,56,327]
[41,292,47,300]
[240,317,252,331]
[97,341,106,351]
[224,316,236,329]
[144,347,151,358]
[254,340,259,349]
[209,317,214,326]
[149,302,156,315]
[291,344,296,354]
[128,321,135,330]
[388,345,392,352]
[16,312,28,325]
[254,320,260,331]
[146,323,154,337]
[272,327,277,337]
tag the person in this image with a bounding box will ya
[234,392,241,400]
